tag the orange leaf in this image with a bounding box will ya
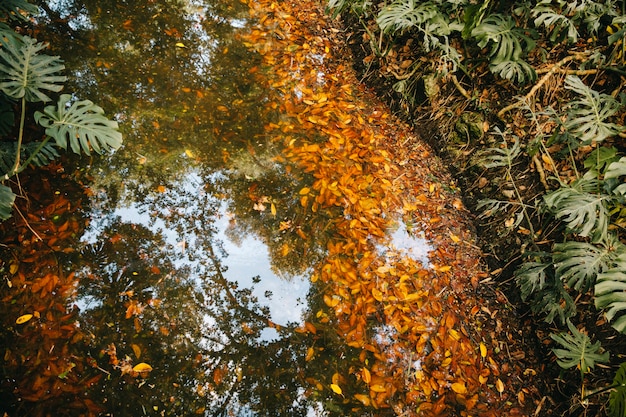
[362,367,371,384]
[496,378,504,394]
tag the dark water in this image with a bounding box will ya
[14,1,432,415]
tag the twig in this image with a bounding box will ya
[450,74,472,100]
[532,154,549,190]
[14,204,42,242]
[497,53,588,118]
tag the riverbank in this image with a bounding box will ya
[244,0,549,414]
[331,1,626,416]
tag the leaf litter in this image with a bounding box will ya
[241,0,541,415]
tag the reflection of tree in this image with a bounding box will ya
[75,213,325,416]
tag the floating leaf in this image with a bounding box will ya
[451,382,467,394]
[15,314,33,324]
[330,383,342,395]
[132,362,153,373]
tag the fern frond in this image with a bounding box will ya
[564,75,624,143]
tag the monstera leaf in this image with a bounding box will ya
[595,251,626,334]
[551,319,609,380]
[543,175,610,240]
[564,75,625,143]
[0,0,39,21]
[0,35,66,103]
[553,236,622,293]
[0,183,15,220]
[376,0,438,34]
[34,94,122,155]
[471,13,535,64]
[609,362,626,417]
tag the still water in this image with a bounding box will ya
[11,0,435,416]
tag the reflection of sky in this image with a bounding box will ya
[378,219,433,268]
[81,172,309,336]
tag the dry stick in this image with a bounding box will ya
[532,154,549,190]
[450,74,472,100]
[497,54,588,119]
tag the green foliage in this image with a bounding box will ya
[551,319,610,380]
[515,256,576,324]
[595,252,626,334]
[553,236,624,292]
[0,35,67,103]
[564,75,625,144]
[0,4,122,221]
[532,0,579,43]
[609,362,626,417]
[376,0,438,34]
[35,94,122,156]
[471,13,536,82]
[0,183,15,219]
[543,175,611,240]
[0,0,38,22]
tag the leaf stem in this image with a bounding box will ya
[9,97,27,177]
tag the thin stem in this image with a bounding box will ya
[17,135,53,173]
[8,97,27,178]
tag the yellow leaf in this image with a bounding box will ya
[299,187,310,195]
[131,343,141,359]
[451,382,467,394]
[330,383,342,395]
[132,362,153,373]
[175,42,186,48]
[270,203,277,216]
[362,367,371,384]
[305,347,315,362]
[185,149,195,158]
[496,378,504,394]
[16,314,33,325]
[9,262,18,274]
[479,374,488,384]
[371,287,383,302]
[480,342,487,358]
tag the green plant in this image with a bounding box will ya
[551,319,609,382]
[471,13,537,83]
[563,75,625,144]
[609,362,626,417]
[0,2,122,221]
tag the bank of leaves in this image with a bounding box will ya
[326,0,626,414]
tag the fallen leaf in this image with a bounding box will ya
[132,362,153,373]
[330,383,342,395]
[16,314,33,325]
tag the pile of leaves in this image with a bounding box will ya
[242,0,544,414]
[325,0,626,415]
